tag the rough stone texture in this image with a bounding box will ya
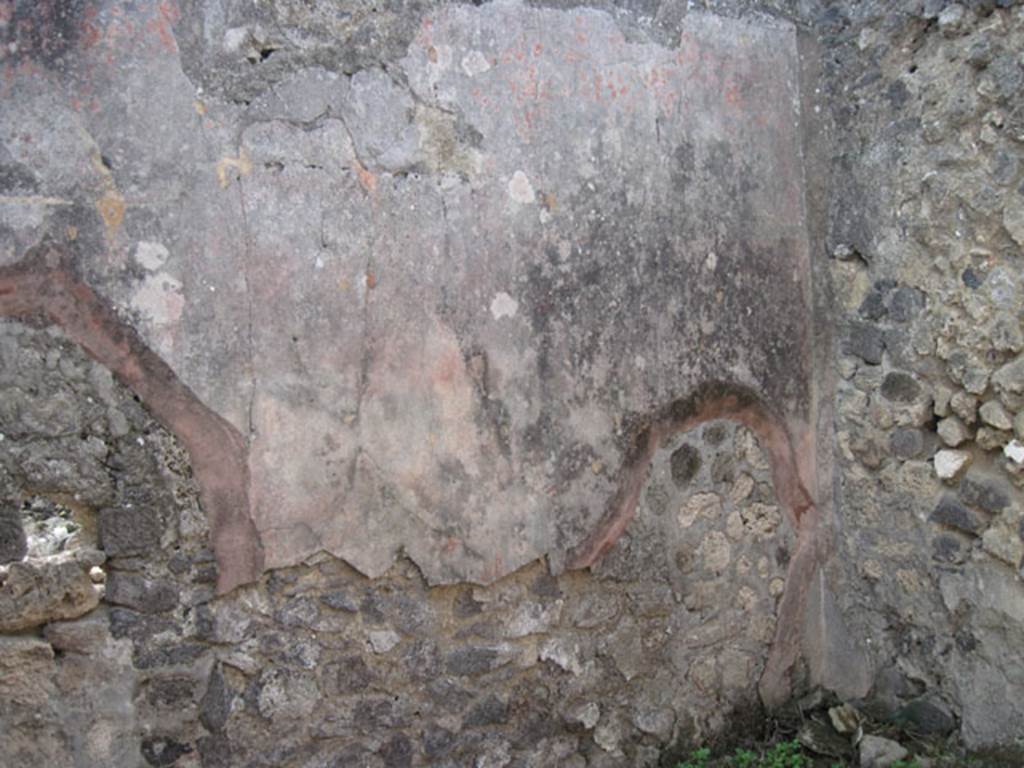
[0,316,796,765]
[1,0,1024,764]
[818,0,1024,752]
[0,549,104,631]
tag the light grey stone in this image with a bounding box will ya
[951,391,980,424]
[934,450,971,482]
[1004,197,1024,248]
[980,401,1013,431]
[859,735,908,767]
[367,629,401,654]
[937,416,971,447]
[993,356,1024,411]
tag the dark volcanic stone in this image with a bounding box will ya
[354,697,404,730]
[426,679,475,713]
[141,737,192,766]
[200,664,232,733]
[669,444,701,488]
[334,655,374,692]
[276,596,319,628]
[109,608,179,642]
[197,736,232,768]
[880,372,922,403]
[146,677,196,708]
[930,495,984,536]
[463,694,509,727]
[359,590,386,624]
[445,646,503,676]
[703,423,728,445]
[378,734,414,768]
[889,286,925,323]
[99,506,162,556]
[530,570,561,599]
[319,589,358,612]
[0,503,27,564]
[962,268,983,289]
[932,534,966,564]
[134,643,207,670]
[958,474,1010,513]
[859,289,887,320]
[424,726,457,759]
[843,322,885,365]
[896,698,957,736]
[105,572,179,614]
[890,428,924,459]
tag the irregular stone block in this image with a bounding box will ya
[445,644,516,677]
[993,355,1024,411]
[937,416,971,447]
[859,734,908,768]
[980,400,1013,431]
[959,473,1010,513]
[98,506,163,557]
[200,664,232,734]
[880,372,922,403]
[0,550,102,631]
[890,428,924,459]
[930,495,984,536]
[0,503,27,565]
[0,635,56,711]
[896,698,956,736]
[105,572,179,614]
[934,449,971,482]
[44,609,111,655]
[843,323,886,365]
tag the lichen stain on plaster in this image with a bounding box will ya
[129,271,184,358]
[507,170,536,204]
[216,149,252,189]
[490,291,519,320]
[134,241,170,272]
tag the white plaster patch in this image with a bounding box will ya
[461,50,492,77]
[507,170,536,204]
[134,241,169,271]
[222,27,250,53]
[130,272,183,328]
[704,251,718,271]
[490,291,519,320]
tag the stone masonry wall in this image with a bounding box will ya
[814,0,1024,751]
[2,0,1024,766]
[1,319,792,767]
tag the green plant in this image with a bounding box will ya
[676,746,711,768]
[731,747,757,767]
[891,760,920,768]
[760,740,809,768]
